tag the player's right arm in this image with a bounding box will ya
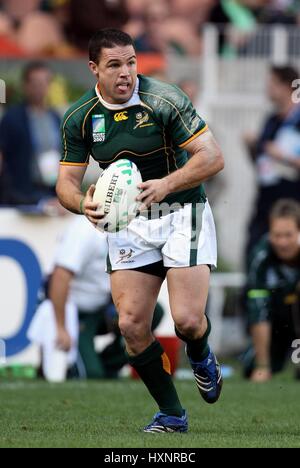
[57,166,105,227]
[56,164,87,214]
[56,165,104,226]
[57,108,105,226]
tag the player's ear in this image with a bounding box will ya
[89,61,99,78]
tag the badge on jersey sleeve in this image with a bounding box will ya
[92,114,106,143]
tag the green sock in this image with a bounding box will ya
[127,341,183,417]
[176,316,211,362]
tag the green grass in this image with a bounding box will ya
[0,373,300,448]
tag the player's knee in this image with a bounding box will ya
[118,312,150,343]
[175,314,205,340]
[118,315,136,339]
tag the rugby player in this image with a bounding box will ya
[56,28,224,433]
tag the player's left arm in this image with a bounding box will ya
[137,129,224,207]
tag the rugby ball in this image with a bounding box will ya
[93,159,142,233]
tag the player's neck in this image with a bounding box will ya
[95,80,140,110]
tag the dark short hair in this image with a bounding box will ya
[271,65,299,87]
[22,61,51,83]
[89,28,135,64]
[270,199,300,229]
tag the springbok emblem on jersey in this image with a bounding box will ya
[134,111,150,130]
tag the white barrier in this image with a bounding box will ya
[0,209,73,365]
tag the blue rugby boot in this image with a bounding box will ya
[143,410,188,433]
[188,347,223,404]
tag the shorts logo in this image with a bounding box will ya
[134,111,152,130]
[92,114,105,143]
[114,112,128,122]
[116,248,135,264]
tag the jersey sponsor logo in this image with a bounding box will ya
[116,248,135,264]
[134,111,152,130]
[114,111,129,122]
[92,114,106,142]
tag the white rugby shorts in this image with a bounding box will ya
[106,201,217,273]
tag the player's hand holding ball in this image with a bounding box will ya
[137,178,170,211]
[82,185,105,227]
[91,159,143,232]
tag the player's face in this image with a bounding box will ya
[269,217,300,262]
[90,45,137,104]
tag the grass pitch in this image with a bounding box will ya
[1,372,300,448]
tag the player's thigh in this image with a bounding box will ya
[167,265,210,327]
[111,269,163,327]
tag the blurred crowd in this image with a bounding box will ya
[0,0,299,57]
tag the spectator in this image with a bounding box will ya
[0,61,63,211]
[171,0,217,29]
[135,0,201,56]
[209,0,298,57]
[0,0,43,21]
[66,0,130,51]
[134,0,170,54]
[123,0,147,39]
[28,215,164,380]
[0,0,66,54]
[209,0,259,56]
[244,199,300,382]
[245,65,300,261]
[259,0,297,23]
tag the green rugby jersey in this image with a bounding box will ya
[60,74,208,206]
[247,237,300,325]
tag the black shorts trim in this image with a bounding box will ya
[110,262,212,278]
[131,261,169,279]
[129,262,212,279]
